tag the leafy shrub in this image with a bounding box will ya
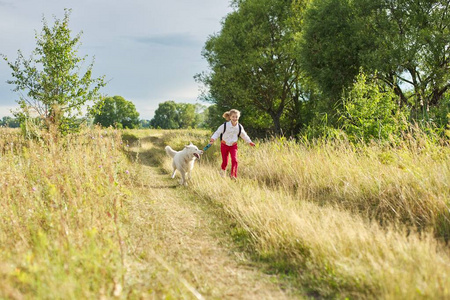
[339,71,409,143]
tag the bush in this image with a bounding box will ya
[339,71,409,143]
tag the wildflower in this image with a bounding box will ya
[32,187,37,192]
[125,170,129,174]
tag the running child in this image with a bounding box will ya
[208,109,255,179]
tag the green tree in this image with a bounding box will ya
[139,119,151,128]
[193,103,208,128]
[300,0,450,121]
[150,101,179,129]
[299,0,362,102]
[340,71,408,142]
[202,104,223,129]
[92,96,140,129]
[0,116,20,128]
[175,103,197,128]
[374,0,450,120]
[150,101,205,129]
[199,0,307,135]
[2,9,106,134]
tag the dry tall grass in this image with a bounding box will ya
[0,128,197,298]
[160,129,450,299]
[1,127,292,299]
[2,127,450,299]
[0,127,136,298]
[237,137,450,240]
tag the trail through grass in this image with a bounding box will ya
[123,131,296,299]
[2,127,449,299]
[0,128,296,299]
[147,129,450,299]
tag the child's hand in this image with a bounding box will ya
[249,142,256,147]
[209,139,215,144]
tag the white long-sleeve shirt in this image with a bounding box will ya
[211,121,252,146]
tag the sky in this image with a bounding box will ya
[0,0,233,120]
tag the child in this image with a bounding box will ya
[208,109,255,179]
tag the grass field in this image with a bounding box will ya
[1,127,449,299]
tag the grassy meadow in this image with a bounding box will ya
[1,127,449,299]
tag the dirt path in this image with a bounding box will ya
[123,133,297,299]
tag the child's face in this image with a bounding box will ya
[230,113,239,123]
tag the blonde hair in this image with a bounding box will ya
[222,109,241,121]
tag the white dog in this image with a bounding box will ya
[165,143,203,186]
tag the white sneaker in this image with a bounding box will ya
[220,169,226,177]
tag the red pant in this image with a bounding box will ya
[221,142,238,177]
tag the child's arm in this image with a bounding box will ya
[240,125,255,146]
[209,123,225,144]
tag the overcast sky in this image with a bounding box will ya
[0,0,233,119]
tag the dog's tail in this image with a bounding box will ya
[165,145,177,158]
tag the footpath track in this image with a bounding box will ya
[123,133,297,299]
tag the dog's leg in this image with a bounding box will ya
[186,162,194,181]
[180,171,186,185]
[186,172,191,185]
[171,162,177,178]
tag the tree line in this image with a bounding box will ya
[0,116,20,128]
[0,97,211,130]
[2,3,448,141]
[197,0,450,141]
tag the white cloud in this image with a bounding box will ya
[0,105,16,117]
[0,0,232,119]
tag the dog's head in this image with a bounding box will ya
[185,143,203,160]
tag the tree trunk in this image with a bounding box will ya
[269,110,283,136]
